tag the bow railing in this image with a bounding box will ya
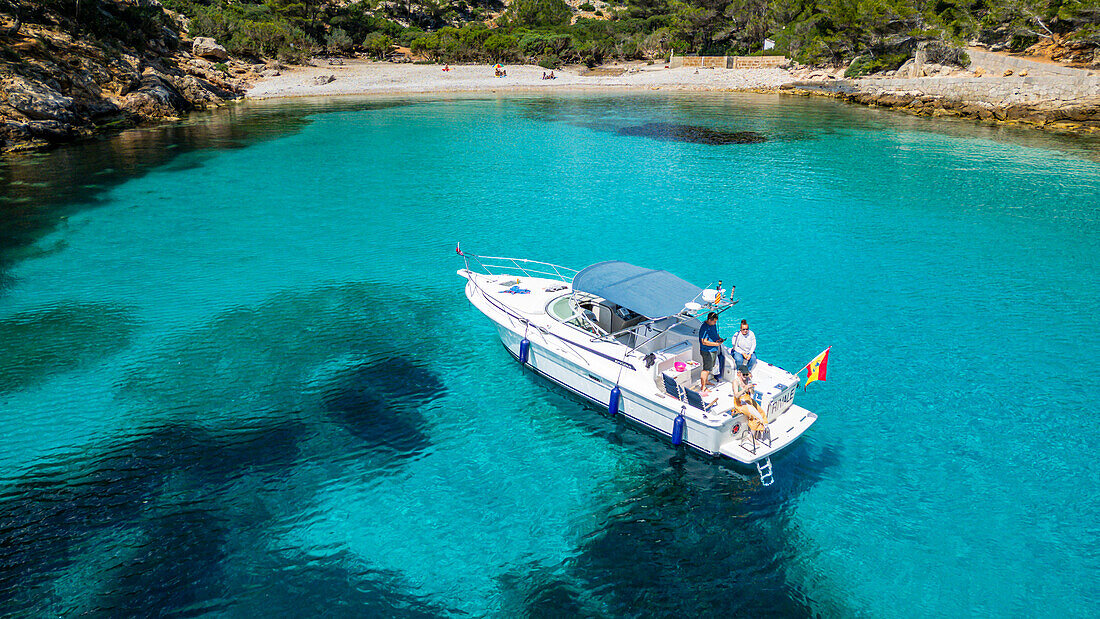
[456,244,579,283]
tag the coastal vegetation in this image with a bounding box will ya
[0,0,1097,152]
[159,0,1100,68]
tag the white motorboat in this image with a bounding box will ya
[456,248,818,485]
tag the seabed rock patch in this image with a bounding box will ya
[618,122,767,145]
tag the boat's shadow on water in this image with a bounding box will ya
[504,361,838,616]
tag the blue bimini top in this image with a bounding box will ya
[571,261,703,319]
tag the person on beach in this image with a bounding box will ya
[443,64,451,71]
[731,318,757,372]
[698,312,724,394]
[549,70,555,79]
[734,366,768,432]
[542,71,548,79]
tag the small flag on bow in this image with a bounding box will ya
[803,346,831,389]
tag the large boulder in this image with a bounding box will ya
[24,120,79,141]
[173,74,232,107]
[75,99,121,119]
[0,119,80,151]
[122,72,191,120]
[192,37,228,60]
[4,76,76,123]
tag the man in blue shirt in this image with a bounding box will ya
[698,312,724,393]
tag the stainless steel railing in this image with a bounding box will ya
[457,245,579,283]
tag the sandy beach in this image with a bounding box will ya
[245,59,796,99]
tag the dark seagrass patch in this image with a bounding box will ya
[618,122,766,145]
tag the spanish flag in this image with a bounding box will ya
[803,346,831,389]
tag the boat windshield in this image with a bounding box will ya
[547,293,657,346]
[547,295,574,321]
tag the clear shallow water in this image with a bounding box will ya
[1,93,1098,616]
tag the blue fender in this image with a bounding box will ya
[519,338,530,364]
[671,413,685,445]
[609,386,621,416]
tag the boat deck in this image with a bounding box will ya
[463,273,570,316]
[719,405,817,463]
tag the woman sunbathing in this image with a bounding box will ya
[734,367,768,432]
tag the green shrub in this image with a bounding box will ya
[410,34,440,60]
[399,29,428,47]
[362,32,394,59]
[213,62,229,74]
[579,2,595,10]
[519,32,574,58]
[844,53,909,78]
[1009,34,1038,52]
[538,54,561,68]
[1069,24,1100,46]
[483,33,521,61]
[579,41,606,67]
[502,0,572,28]
[326,27,354,54]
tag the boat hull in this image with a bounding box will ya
[459,269,815,464]
[494,323,811,462]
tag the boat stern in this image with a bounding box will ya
[718,404,817,464]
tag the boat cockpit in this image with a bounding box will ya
[546,293,647,345]
[546,293,722,393]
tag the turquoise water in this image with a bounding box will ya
[1,93,1099,616]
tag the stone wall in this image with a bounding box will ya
[681,56,728,68]
[677,55,788,69]
[731,56,788,69]
[852,75,1100,106]
[964,49,1097,78]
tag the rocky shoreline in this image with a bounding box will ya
[0,8,267,154]
[839,88,1100,133]
[778,78,1100,134]
[4,10,1100,155]
[780,48,1100,134]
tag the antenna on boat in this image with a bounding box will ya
[455,242,463,256]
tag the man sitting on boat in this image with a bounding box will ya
[731,319,757,372]
[698,312,724,394]
[734,366,768,432]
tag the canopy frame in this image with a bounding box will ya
[570,260,705,320]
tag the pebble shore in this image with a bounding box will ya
[245,60,796,99]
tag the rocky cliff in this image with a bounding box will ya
[0,0,265,153]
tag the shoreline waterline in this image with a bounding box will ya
[244,60,796,100]
[243,59,1100,136]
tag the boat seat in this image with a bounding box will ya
[662,373,681,399]
[683,388,716,413]
[663,373,716,414]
